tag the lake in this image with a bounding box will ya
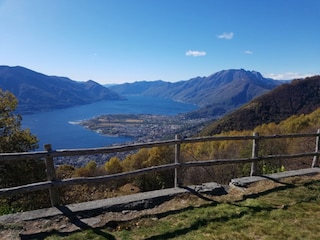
[21,95,198,150]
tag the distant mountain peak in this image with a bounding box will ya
[110,68,283,119]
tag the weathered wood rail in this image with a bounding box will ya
[0,131,320,207]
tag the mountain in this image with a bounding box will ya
[200,75,320,135]
[110,69,283,117]
[0,66,125,114]
[109,80,167,95]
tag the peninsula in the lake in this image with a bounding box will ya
[80,114,210,143]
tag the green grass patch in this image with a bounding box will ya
[0,200,22,215]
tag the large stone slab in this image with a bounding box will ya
[230,168,320,187]
[0,182,225,223]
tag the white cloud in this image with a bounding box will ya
[266,72,316,80]
[185,50,206,57]
[217,32,234,40]
[244,50,253,54]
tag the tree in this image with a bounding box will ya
[0,89,43,212]
[105,157,123,174]
[56,164,75,179]
[85,160,97,171]
[0,89,38,152]
[123,146,175,191]
[0,89,40,187]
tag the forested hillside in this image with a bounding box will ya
[201,75,320,135]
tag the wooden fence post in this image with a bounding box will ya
[174,134,181,187]
[250,132,259,176]
[312,129,320,168]
[44,144,60,206]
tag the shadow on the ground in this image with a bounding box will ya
[235,175,296,202]
[144,178,317,240]
[19,205,116,240]
[19,178,320,240]
[18,188,219,239]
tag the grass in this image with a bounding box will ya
[9,175,320,240]
[0,200,21,215]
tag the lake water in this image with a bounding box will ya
[21,95,198,150]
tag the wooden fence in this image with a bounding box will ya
[0,131,320,207]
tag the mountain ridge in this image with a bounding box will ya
[0,65,125,114]
[110,69,283,118]
[0,66,285,118]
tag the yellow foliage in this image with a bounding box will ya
[144,146,173,167]
[121,146,175,191]
[181,108,320,165]
[73,167,93,177]
[85,160,97,171]
[105,157,123,174]
[122,148,149,171]
[56,164,75,179]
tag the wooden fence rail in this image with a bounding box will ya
[0,131,320,207]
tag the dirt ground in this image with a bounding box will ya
[1,174,319,240]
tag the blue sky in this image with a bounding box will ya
[0,0,319,84]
